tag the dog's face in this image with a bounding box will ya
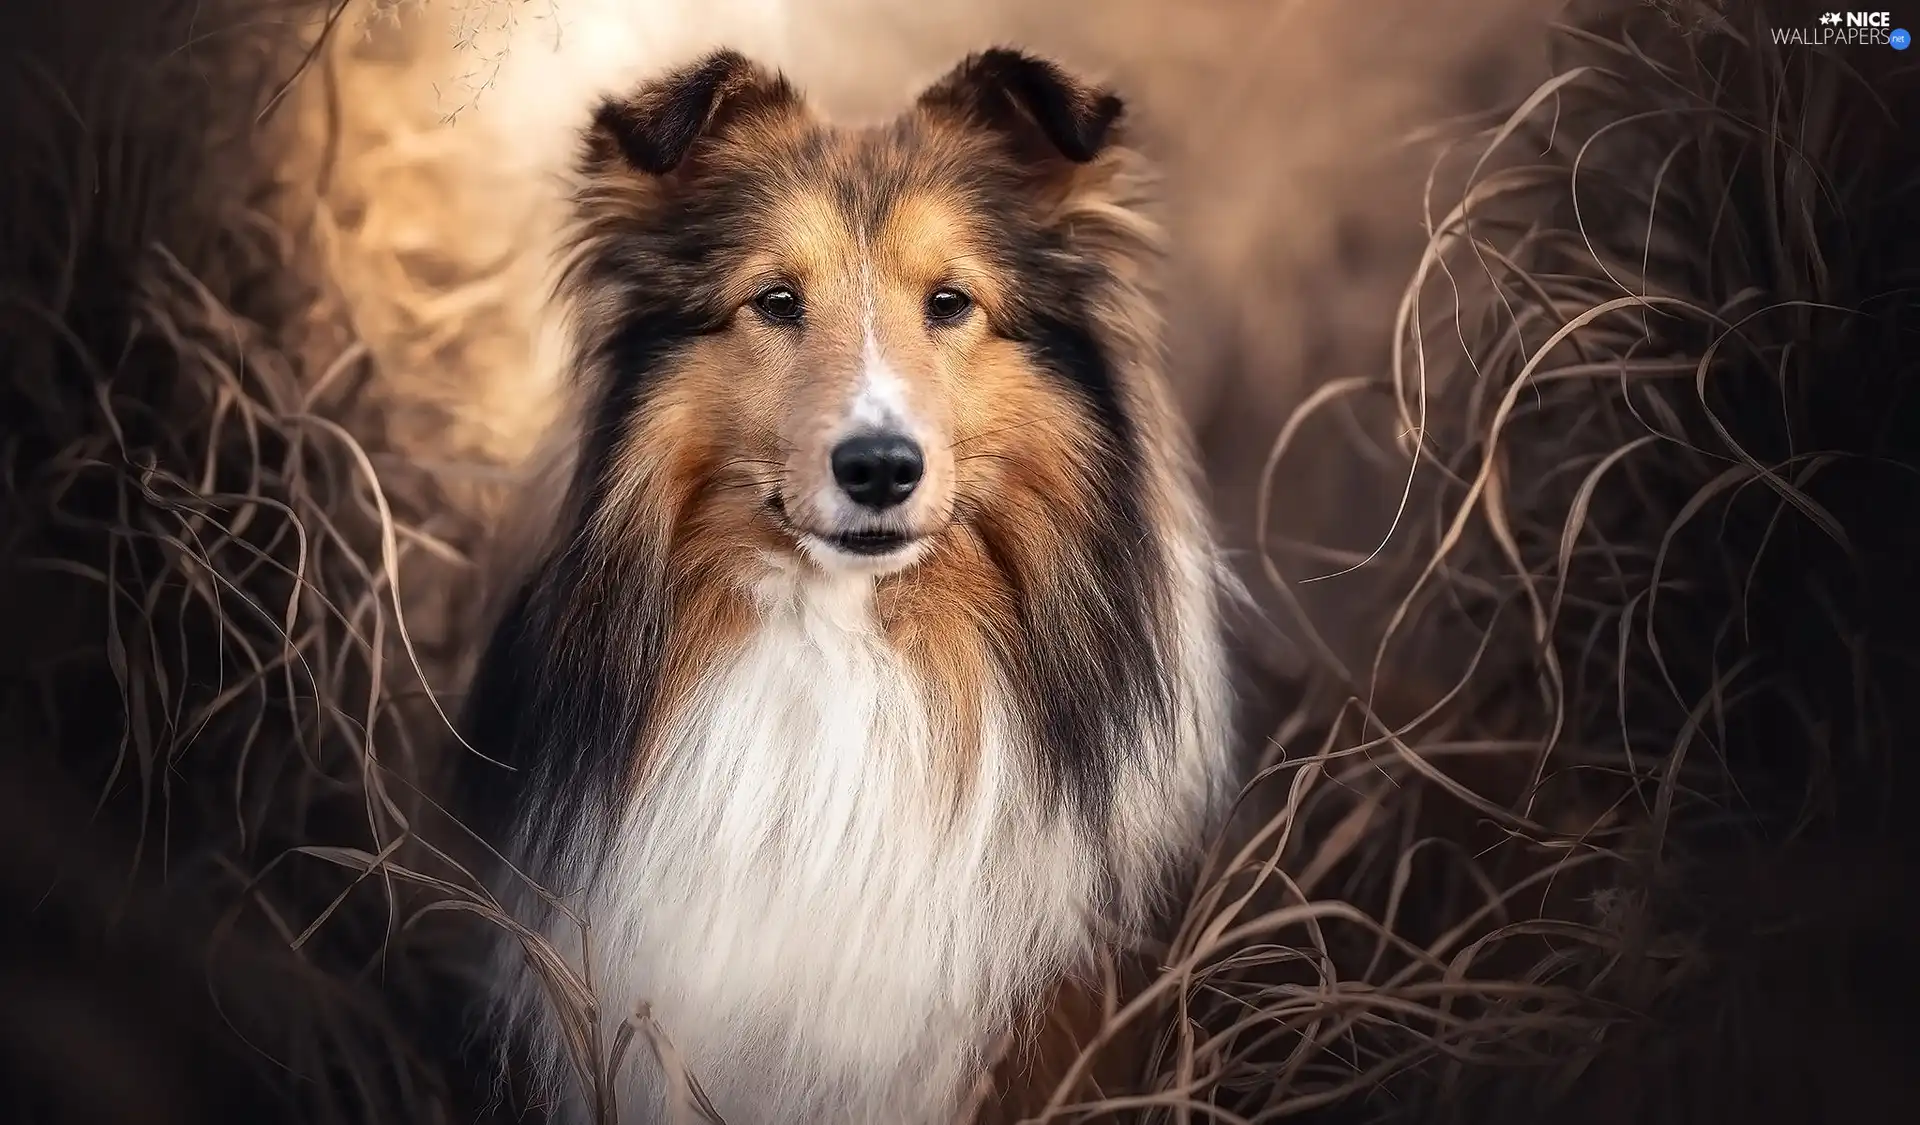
[567,49,1156,580]
[630,168,1057,577]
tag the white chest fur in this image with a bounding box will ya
[558,565,1100,1125]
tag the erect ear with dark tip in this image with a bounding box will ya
[588,49,800,176]
[916,48,1125,166]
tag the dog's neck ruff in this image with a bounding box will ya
[531,558,1098,1124]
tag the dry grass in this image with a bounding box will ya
[1039,3,1920,1121]
[0,1,489,1120]
[3,0,1916,1123]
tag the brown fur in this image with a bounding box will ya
[978,953,1155,1122]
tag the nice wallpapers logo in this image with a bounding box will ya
[1771,11,1911,47]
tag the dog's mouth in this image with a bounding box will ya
[767,494,919,558]
[823,529,911,556]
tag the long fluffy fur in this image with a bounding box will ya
[458,47,1234,1124]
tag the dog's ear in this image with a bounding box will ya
[916,49,1125,169]
[587,49,801,176]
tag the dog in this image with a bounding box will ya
[458,46,1235,1124]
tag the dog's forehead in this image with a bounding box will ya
[736,116,1000,240]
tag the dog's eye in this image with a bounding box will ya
[754,286,803,321]
[926,288,972,322]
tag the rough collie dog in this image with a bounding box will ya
[460,46,1233,1125]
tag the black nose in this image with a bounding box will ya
[830,434,924,509]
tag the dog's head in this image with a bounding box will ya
[563,47,1171,580]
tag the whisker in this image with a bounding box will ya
[950,413,1067,449]
[706,477,782,496]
